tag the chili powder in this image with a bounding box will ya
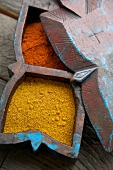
[22,22,69,71]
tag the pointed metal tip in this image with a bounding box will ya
[71,67,97,83]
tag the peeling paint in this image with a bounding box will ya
[43,142,58,150]
[109,130,113,151]
[14,132,58,151]
[14,132,44,151]
[72,134,81,157]
[18,5,23,24]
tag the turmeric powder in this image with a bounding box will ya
[22,22,69,71]
[4,77,76,146]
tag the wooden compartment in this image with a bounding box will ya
[0,64,85,158]
[0,0,85,159]
[21,5,71,71]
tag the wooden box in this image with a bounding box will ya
[0,0,85,159]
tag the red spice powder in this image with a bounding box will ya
[22,22,69,71]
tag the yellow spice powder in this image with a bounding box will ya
[4,77,75,146]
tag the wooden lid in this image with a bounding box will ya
[40,0,113,152]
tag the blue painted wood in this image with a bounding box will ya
[0,60,85,158]
[40,0,113,152]
[0,0,86,158]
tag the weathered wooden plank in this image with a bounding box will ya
[0,128,113,170]
[62,2,113,151]
[40,3,113,152]
[0,0,22,19]
[0,0,60,19]
[0,13,17,81]
[0,149,69,170]
[0,79,6,98]
[80,121,113,170]
[0,0,113,169]
[0,149,9,168]
[0,123,113,170]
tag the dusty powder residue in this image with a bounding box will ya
[22,22,69,71]
[4,77,75,146]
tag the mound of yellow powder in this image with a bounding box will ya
[4,77,75,146]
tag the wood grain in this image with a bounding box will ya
[0,13,17,81]
[0,0,113,169]
[0,79,6,98]
[40,2,113,152]
[0,149,9,168]
[0,124,113,170]
[0,0,22,19]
